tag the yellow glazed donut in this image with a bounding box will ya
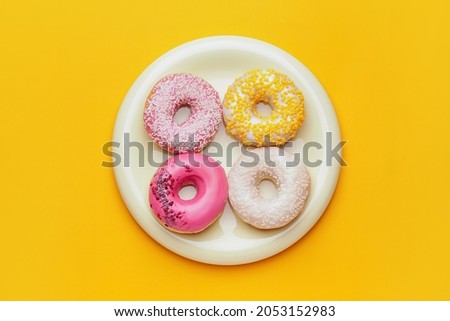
[223,69,304,146]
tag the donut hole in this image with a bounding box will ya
[255,101,273,117]
[173,105,191,124]
[258,178,278,200]
[178,184,197,201]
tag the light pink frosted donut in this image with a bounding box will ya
[144,73,222,153]
[149,153,228,234]
[228,147,310,229]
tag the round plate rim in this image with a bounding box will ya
[113,35,341,265]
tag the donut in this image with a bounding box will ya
[144,73,222,153]
[228,147,310,229]
[149,153,228,233]
[223,69,304,147]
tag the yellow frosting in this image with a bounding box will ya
[223,69,304,146]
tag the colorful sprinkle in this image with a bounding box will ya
[144,73,222,153]
[223,69,305,146]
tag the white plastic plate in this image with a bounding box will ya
[113,36,341,265]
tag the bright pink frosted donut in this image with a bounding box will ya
[149,153,228,234]
[144,73,222,153]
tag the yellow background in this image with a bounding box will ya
[1,0,449,300]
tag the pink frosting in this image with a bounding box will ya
[143,73,222,153]
[149,153,228,233]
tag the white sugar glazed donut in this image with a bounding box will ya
[228,147,310,229]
